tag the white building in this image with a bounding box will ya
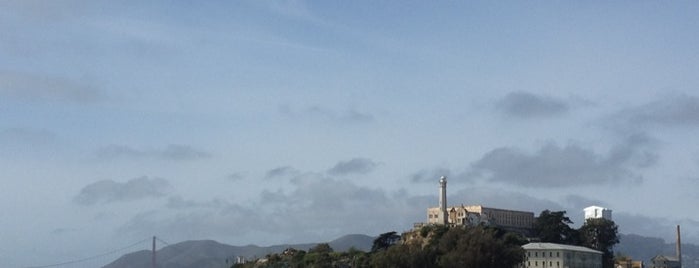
[522,242,602,268]
[584,206,612,221]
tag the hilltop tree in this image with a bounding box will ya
[579,218,619,268]
[371,231,401,252]
[436,226,526,268]
[370,225,525,268]
[533,210,579,244]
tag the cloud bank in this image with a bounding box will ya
[469,139,654,187]
[74,176,171,205]
[496,91,569,118]
[327,158,379,175]
[96,144,211,161]
[611,94,699,132]
[0,71,104,103]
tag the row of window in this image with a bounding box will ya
[527,260,560,267]
[528,251,561,258]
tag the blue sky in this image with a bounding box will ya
[2,1,699,266]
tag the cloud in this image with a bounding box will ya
[0,127,57,144]
[0,71,104,103]
[118,173,422,244]
[469,138,654,187]
[327,158,379,175]
[96,144,211,161]
[225,172,246,182]
[610,93,699,132]
[409,167,452,183]
[265,166,300,179]
[165,196,228,210]
[495,91,569,118]
[73,176,171,205]
[51,228,79,235]
[279,105,375,124]
[562,195,609,211]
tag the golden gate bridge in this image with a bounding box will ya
[22,236,170,268]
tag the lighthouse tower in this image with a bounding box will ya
[439,176,448,225]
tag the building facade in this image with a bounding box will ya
[522,242,603,268]
[584,206,612,221]
[615,259,644,268]
[424,176,534,233]
[427,205,534,228]
[650,255,680,268]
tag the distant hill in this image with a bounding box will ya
[102,234,374,268]
[616,233,699,268]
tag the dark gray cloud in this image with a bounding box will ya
[496,91,569,118]
[611,93,699,131]
[279,104,375,124]
[327,158,379,175]
[409,167,452,183]
[96,144,211,161]
[265,166,300,179]
[469,138,654,187]
[0,71,104,103]
[73,176,171,205]
[563,195,608,211]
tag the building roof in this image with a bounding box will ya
[584,205,609,211]
[652,255,679,262]
[522,243,603,255]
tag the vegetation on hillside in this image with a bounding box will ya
[232,210,619,268]
[232,225,526,268]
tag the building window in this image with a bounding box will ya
[550,252,552,257]
[557,252,560,257]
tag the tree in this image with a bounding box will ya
[436,226,525,268]
[372,231,401,252]
[533,210,578,244]
[369,226,525,268]
[579,218,619,268]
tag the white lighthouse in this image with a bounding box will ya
[439,176,448,225]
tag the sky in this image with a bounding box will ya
[2,0,699,266]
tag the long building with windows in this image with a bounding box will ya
[423,176,535,234]
[426,205,535,230]
[521,242,602,268]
